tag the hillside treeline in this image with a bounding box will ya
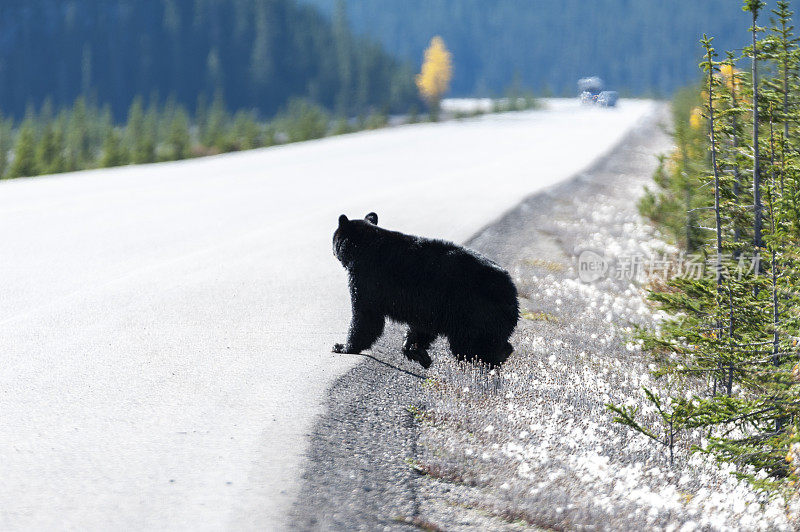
[306,0,788,97]
[0,0,416,120]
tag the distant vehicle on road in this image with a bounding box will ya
[578,77,618,107]
[597,91,619,107]
[580,91,595,105]
[578,76,604,104]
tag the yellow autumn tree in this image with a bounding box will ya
[416,36,453,118]
[689,106,703,130]
[718,63,741,92]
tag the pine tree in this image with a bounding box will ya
[195,94,208,144]
[203,91,229,151]
[100,128,128,168]
[277,98,330,142]
[333,0,354,114]
[9,120,39,178]
[746,0,765,250]
[165,107,191,161]
[249,2,274,104]
[0,113,14,178]
[35,122,65,175]
[126,97,154,164]
[231,111,260,151]
[66,97,91,170]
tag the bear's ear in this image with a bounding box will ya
[364,212,378,225]
[338,214,348,226]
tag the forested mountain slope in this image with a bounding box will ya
[305,0,765,96]
[0,0,416,119]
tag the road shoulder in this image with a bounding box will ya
[290,104,671,530]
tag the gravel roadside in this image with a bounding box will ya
[289,103,691,531]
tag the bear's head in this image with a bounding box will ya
[333,212,378,265]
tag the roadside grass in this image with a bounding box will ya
[523,258,566,272]
[520,310,560,323]
[411,183,798,530]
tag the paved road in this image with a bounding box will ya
[291,102,672,531]
[0,99,655,530]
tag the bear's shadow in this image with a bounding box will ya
[348,323,434,380]
[347,351,426,380]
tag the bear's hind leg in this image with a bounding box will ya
[402,328,435,369]
[449,339,473,365]
[490,341,514,367]
[333,310,385,354]
[449,336,512,369]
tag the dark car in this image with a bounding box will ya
[597,91,619,107]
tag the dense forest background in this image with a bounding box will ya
[0,0,416,120]
[5,0,789,121]
[304,0,788,97]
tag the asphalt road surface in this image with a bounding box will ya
[0,99,655,530]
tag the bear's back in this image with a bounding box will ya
[349,226,517,327]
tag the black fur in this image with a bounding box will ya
[332,212,519,368]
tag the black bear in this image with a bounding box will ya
[332,212,518,368]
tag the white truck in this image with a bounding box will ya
[578,77,618,107]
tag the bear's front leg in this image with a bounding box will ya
[332,309,385,354]
[402,328,435,369]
